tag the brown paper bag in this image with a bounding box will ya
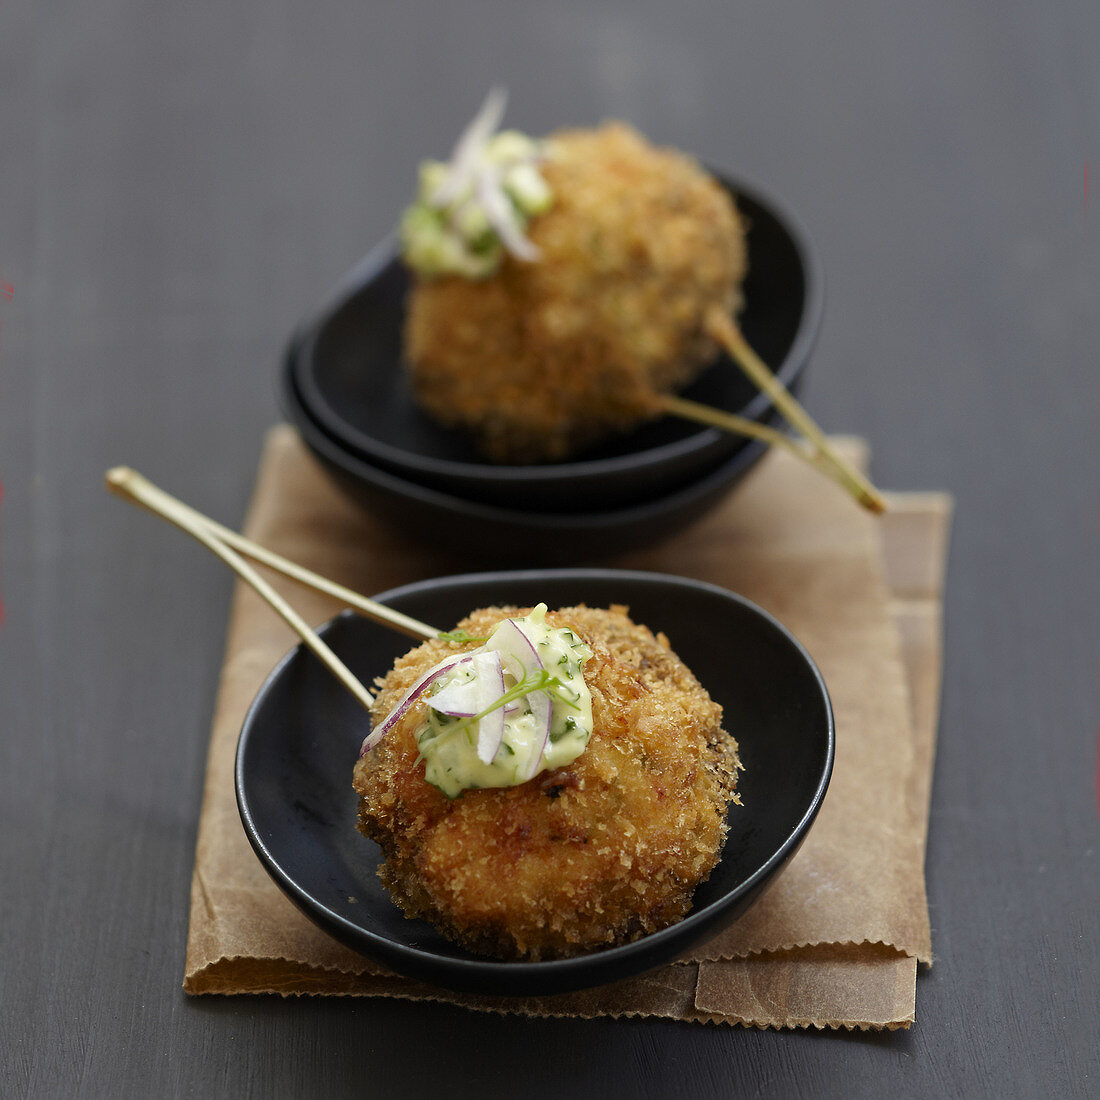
[183,427,950,1029]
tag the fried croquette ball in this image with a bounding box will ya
[352,604,742,961]
[404,123,748,463]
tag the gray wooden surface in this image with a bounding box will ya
[2,1,1098,1096]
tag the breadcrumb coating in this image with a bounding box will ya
[352,605,742,960]
[404,123,747,463]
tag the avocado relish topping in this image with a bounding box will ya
[361,604,593,798]
[399,88,553,279]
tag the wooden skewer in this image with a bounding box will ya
[659,394,848,487]
[690,306,887,515]
[106,467,437,642]
[661,389,885,514]
[105,467,437,716]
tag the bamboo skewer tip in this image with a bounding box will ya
[103,466,436,716]
[694,308,889,515]
[105,466,135,491]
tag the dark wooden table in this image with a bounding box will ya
[3,1,1097,1096]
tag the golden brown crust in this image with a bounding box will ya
[404,123,747,463]
[352,605,741,960]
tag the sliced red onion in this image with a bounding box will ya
[498,652,525,681]
[489,616,553,779]
[496,653,525,715]
[427,675,479,717]
[359,653,472,756]
[473,651,506,764]
[522,690,553,781]
[475,169,541,262]
[487,618,543,673]
[432,87,508,206]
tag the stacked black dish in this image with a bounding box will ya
[237,569,835,995]
[282,177,822,564]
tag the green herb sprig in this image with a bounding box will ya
[437,630,490,645]
[446,667,581,738]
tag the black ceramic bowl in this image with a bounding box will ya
[288,176,822,512]
[282,364,772,565]
[236,569,834,996]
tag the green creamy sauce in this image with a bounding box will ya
[416,605,593,798]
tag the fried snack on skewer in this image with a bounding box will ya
[406,122,747,464]
[353,604,741,961]
[103,470,744,961]
[399,95,885,511]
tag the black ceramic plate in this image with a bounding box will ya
[236,570,834,996]
[281,363,773,566]
[289,176,823,512]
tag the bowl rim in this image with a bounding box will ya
[282,358,773,527]
[234,567,836,993]
[289,172,825,487]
